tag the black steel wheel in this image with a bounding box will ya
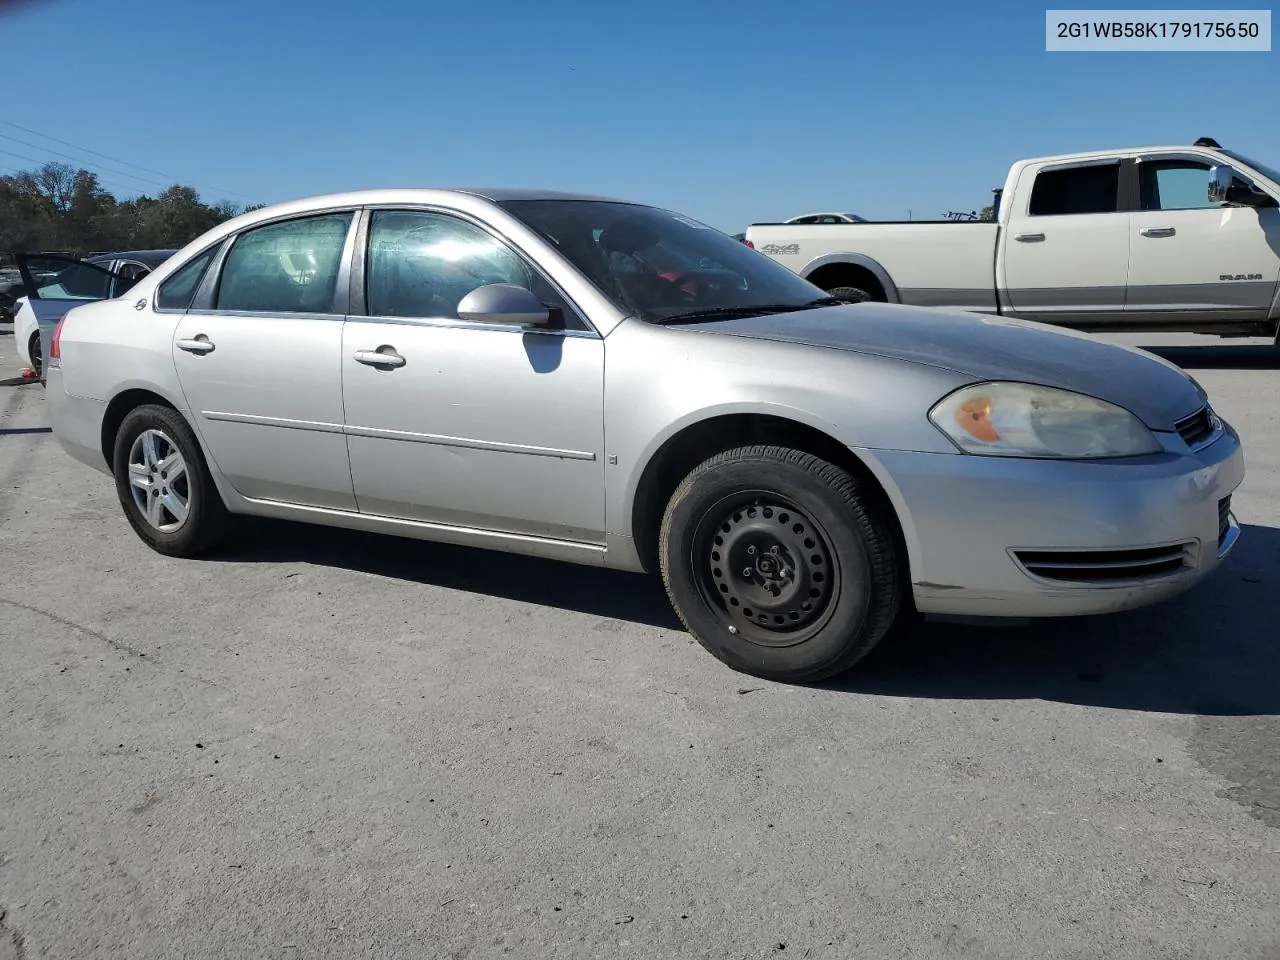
[693,493,843,647]
[660,444,902,683]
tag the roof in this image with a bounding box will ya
[87,249,179,265]
[1016,143,1229,166]
[453,187,635,204]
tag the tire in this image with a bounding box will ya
[828,285,874,303]
[112,404,231,557]
[28,332,41,379]
[658,444,902,683]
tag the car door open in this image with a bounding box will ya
[16,253,130,377]
[340,208,607,546]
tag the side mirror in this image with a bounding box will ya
[1208,164,1234,204]
[456,283,551,327]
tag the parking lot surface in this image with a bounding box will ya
[1,325,1277,960]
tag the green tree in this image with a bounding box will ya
[0,163,254,254]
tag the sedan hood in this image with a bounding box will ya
[690,302,1205,429]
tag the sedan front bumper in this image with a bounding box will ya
[862,423,1246,618]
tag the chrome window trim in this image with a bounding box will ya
[346,312,600,339]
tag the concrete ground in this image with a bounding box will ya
[0,324,1277,960]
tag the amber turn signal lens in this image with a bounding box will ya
[954,396,1000,442]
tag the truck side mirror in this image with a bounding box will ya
[1208,164,1234,204]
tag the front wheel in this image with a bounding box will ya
[658,445,902,683]
[112,404,231,557]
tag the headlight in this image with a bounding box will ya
[928,382,1162,458]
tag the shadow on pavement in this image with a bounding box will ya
[835,522,1280,717]
[1141,343,1279,370]
[216,517,1279,716]
[212,518,684,631]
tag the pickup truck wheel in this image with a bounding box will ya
[658,444,902,683]
[112,404,231,557]
[828,285,874,303]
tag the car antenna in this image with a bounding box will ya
[1193,136,1222,148]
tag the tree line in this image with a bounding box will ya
[0,162,262,257]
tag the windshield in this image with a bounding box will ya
[499,199,827,323]
[1221,150,1280,187]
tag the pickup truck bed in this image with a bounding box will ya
[749,221,1001,314]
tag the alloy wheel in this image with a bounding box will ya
[127,429,191,533]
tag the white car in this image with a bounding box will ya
[14,251,175,378]
[783,212,868,224]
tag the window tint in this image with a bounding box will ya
[366,210,535,320]
[24,257,114,301]
[1028,164,1120,216]
[156,249,217,311]
[1140,162,1214,210]
[215,212,353,314]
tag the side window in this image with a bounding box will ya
[366,210,571,325]
[1028,164,1120,216]
[215,212,353,314]
[1140,161,1214,210]
[156,249,217,311]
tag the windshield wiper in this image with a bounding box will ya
[654,298,843,325]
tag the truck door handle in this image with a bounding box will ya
[176,335,215,355]
[354,347,406,368]
[1014,232,1045,242]
[1140,226,1176,238]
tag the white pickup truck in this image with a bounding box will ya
[744,138,1280,340]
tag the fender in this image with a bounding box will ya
[799,252,901,303]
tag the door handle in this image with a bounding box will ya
[1014,232,1045,242]
[1140,226,1176,238]
[176,335,215,355]
[354,347,406,368]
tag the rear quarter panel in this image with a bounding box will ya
[57,298,186,409]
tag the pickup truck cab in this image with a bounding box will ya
[744,138,1280,340]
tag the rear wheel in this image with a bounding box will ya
[658,444,902,683]
[112,404,231,557]
[27,332,41,379]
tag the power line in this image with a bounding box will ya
[0,117,261,203]
[0,132,178,191]
[0,147,187,199]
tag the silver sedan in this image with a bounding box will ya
[44,188,1245,682]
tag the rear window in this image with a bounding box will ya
[1028,164,1120,216]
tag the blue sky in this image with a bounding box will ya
[1,0,1276,231]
